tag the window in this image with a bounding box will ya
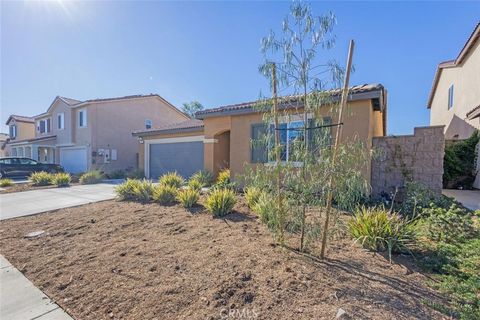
[448,85,454,109]
[9,125,17,138]
[19,158,37,165]
[57,113,65,130]
[79,109,87,127]
[0,158,15,165]
[145,119,152,130]
[38,118,51,134]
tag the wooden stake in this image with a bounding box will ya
[320,40,355,259]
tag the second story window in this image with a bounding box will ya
[9,125,17,139]
[57,113,65,130]
[38,118,51,134]
[145,119,152,129]
[79,109,87,128]
[448,85,454,110]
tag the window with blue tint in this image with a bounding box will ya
[448,85,454,109]
[288,121,304,162]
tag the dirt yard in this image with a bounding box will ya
[0,198,447,319]
[0,181,80,194]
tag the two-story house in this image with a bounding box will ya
[427,22,480,139]
[5,94,189,173]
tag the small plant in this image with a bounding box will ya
[245,187,262,209]
[115,179,153,202]
[53,173,71,187]
[127,169,145,179]
[348,206,416,261]
[30,171,53,186]
[106,169,126,179]
[159,172,184,188]
[191,170,214,187]
[253,192,276,225]
[215,169,231,186]
[153,184,177,205]
[177,188,200,208]
[0,178,14,187]
[188,178,202,191]
[205,188,236,217]
[79,170,103,184]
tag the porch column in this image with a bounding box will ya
[31,145,39,162]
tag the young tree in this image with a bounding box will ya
[182,101,204,118]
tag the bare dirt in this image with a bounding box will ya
[0,182,80,194]
[0,198,448,320]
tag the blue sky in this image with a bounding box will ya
[1,1,479,135]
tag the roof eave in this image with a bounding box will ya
[132,126,204,137]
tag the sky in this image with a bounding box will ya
[1,1,479,135]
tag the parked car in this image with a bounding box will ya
[0,157,64,179]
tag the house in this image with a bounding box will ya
[0,133,10,157]
[4,94,189,173]
[133,83,387,186]
[427,22,480,139]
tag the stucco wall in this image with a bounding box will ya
[371,126,445,198]
[430,41,480,139]
[9,120,35,141]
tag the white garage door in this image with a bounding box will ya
[60,148,87,173]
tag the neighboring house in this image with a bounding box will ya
[0,133,10,157]
[133,83,387,187]
[4,115,36,157]
[5,94,189,173]
[427,22,480,139]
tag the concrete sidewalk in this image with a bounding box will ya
[443,189,480,211]
[0,182,121,220]
[0,255,73,320]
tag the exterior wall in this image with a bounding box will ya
[8,120,35,141]
[42,99,74,145]
[90,97,188,172]
[430,41,480,139]
[371,126,445,198]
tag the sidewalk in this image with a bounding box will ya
[443,189,480,211]
[0,255,73,320]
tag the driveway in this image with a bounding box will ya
[443,189,480,211]
[0,182,120,220]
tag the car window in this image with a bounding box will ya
[19,158,37,165]
[0,158,15,165]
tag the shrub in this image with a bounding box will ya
[418,204,477,243]
[115,179,153,202]
[177,188,200,208]
[153,184,177,205]
[127,169,145,179]
[205,188,236,217]
[106,169,126,179]
[30,171,53,186]
[159,172,184,188]
[0,178,14,187]
[79,170,103,184]
[253,192,276,225]
[348,206,416,261]
[191,170,214,187]
[215,169,231,186]
[52,173,71,187]
[188,178,202,191]
[245,187,262,209]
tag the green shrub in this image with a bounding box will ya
[205,188,236,217]
[115,179,153,202]
[188,178,202,191]
[191,170,214,187]
[159,172,184,188]
[153,184,177,205]
[418,204,477,243]
[0,178,14,187]
[216,169,230,186]
[106,169,126,179]
[253,192,276,225]
[177,188,200,208]
[30,171,53,186]
[52,173,71,187]
[79,170,103,184]
[245,187,262,209]
[348,206,416,260]
[127,169,145,179]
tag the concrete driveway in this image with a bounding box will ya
[0,182,120,220]
[443,189,480,211]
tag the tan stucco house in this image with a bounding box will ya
[133,83,387,186]
[427,22,480,139]
[5,94,189,173]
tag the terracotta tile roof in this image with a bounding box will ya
[196,83,384,118]
[70,94,162,106]
[5,115,35,125]
[132,119,204,136]
[466,104,480,120]
[427,22,480,108]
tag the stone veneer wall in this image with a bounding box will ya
[371,126,445,198]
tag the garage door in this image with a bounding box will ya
[60,148,87,173]
[149,141,204,179]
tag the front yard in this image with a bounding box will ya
[0,198,446,319]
